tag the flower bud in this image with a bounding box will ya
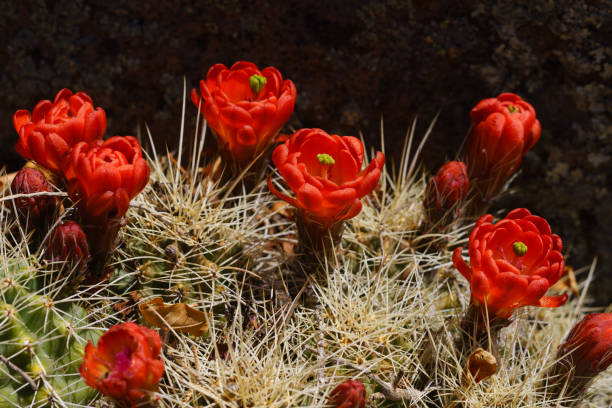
[46,221,90,278]
[328,379,366,408]
[424,161,469,225]
[545,313,612,402]
[464,348,497,384]
[8,167,58,226]
[466,92,541,202]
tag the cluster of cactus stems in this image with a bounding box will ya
[0,258,100,407]
[0,62,611,408]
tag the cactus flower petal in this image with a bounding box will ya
[80,322,164,407]
[13,89,107,174]
[191,61,297,169]
[455,208,566,319]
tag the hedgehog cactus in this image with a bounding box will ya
[0,258,100,407]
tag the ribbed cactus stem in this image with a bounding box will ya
[0,258,100,407]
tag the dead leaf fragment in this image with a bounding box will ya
[139,297,209,336]
[0,172,17,190]
[271,201,294,219]
[551,266,579,296]
[463,347,497,384]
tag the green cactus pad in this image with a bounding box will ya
[0,258,101,407]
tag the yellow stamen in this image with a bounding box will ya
[317,153,335,165]
[513,241,528,256]
[249,74,267,94]
[317,153,335,179]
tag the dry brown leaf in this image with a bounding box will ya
[271,201,294,219]
[112,291,141,321]
[281,239,296,257]
[0,172,17,190]
[551,266,579,296]
[139,297,209,336]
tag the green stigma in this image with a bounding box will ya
[513,241,528,256]
[317,153,335,165]
[507,105,519,113]
[249,74,267,94]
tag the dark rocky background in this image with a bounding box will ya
[1,1,610,303]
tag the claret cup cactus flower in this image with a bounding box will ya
[63,135,150,274]
[453,208,566,341]
[466,93,541,206]
[268,128,385,252]
[191,61,297,172]
[545,313,612,404]
[63,136,149,223]
[13,88,107,175]
[80,322,164,408]
[328,379,366,408]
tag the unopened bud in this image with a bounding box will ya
[464,347,497,384]
[46,221,90,277]
[545,313,612,402]
[8,168,58,226]
[424,161,469,225]
[328,379,366,408]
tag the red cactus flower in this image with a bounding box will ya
[13,89,107,174]
[559,313,612,378]
[8,167,59,226]
[452,208,567,320]
[46,220,90,275]
[63,136,149,273]
[268,128,385,228]
[466,93,541,199]
[328,379,366,408]
[191,61,297,169]
[424,161,469,224]
[63,136,150,223]
[80,322,164,408]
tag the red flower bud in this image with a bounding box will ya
[14,89,107,174]
[453,208,567,320]
[466,93,541,199]
[559,313,612,378]
[191,61,297,169]
[424,161,469,224]
[80,322,164,408]
[328,379,366,408]
[545,313,612,401]
[63,136,150,223]
[8,167,58,226]
[46,221,90,276]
